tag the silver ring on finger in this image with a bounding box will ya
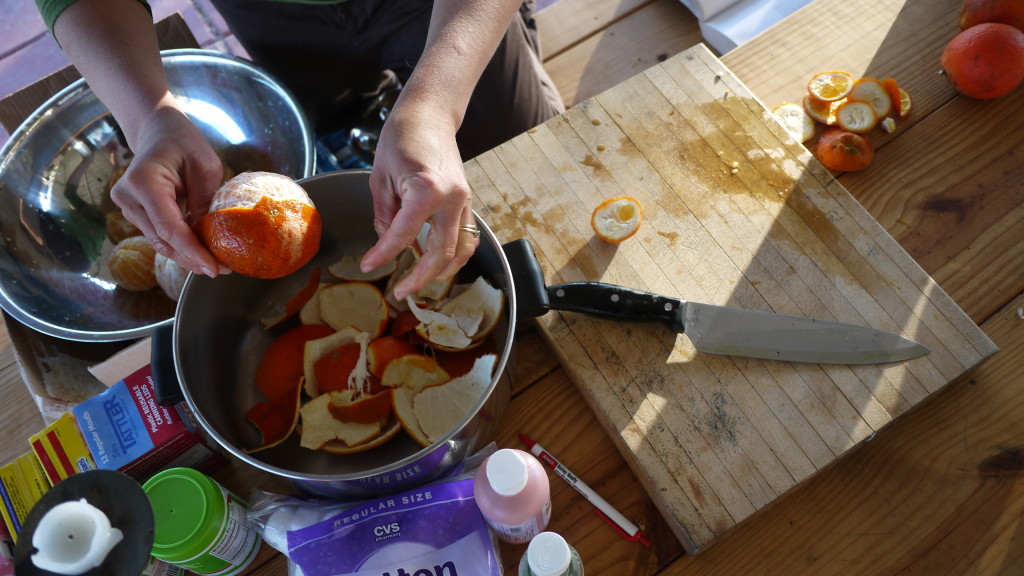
[458,224,480,239]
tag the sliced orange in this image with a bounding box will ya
[835,99,878,133]
[882,78,913,118]
[848,78,893,119]
[591,196,643,244]
[803,95,844,125]
[772,102,816,142]
[807,71,855,102]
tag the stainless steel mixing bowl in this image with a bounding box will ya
[0,49,315,342]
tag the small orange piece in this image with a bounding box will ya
[940,23,1024,99]
[328,389,394,425]
[807,71,855,102]
[816,129,875,172]
[959,0,1024,32]
[835,99,878,133]
[256,323,334,403]
[198,172,322,279]
[591,196,643,244]
[108,236,158,291]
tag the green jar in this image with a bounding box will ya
[143,468,260,576]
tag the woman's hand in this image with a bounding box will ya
[360,99,479,301]
[110,103,227,277]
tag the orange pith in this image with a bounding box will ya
[199,195,322,279]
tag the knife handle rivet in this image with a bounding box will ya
[664,303,674,312]
[554,288,565,298]
[610,294,620,303]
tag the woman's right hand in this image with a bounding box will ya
[110,103,228,277]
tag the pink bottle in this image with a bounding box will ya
[473,448,552,544]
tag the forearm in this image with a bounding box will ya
[398,0,523,130]
[51,0,173,148]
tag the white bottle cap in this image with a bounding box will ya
[527,532,572,576]
[486,449,529,496]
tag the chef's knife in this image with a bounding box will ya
[503,238,929,365]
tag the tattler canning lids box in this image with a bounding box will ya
[72,364,225,482]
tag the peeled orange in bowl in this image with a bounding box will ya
[198,171,322,279]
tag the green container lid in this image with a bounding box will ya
[143,468,228,568]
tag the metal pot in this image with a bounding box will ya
[155,170,516,499]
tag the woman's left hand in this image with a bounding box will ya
[359,99,479,301]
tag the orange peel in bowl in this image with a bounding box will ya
[591,196,643,244]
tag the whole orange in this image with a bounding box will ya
[198,171,322,279]
[108,236,158,291]
[815,129,875,172]
[940,23,1024,99]
[959,0,1024,32]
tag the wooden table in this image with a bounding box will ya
[2,0,1022,574]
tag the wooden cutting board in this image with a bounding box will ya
[464,44,998,555]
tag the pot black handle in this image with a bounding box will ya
[501,239,550,318]
[150,324,185,406]
[546,282,685,330]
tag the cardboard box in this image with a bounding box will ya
[72,364,226,482]
[0,452,50,542]
[30,413,97,485]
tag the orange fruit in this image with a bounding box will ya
[959,0,1024,32]
[108,236,158,291]
[940,23,1024,99]
[848,78,893,118]
[835,99,878,133]
[816,129,875,172]
[803,95,844,125]
[198,171,322,279]
[591,196,643,243]
[807,71,855,101]
[105,211,141,243]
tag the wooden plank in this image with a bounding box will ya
[466,43,995,554]
[535,0,655,58]
[540,0,703,106]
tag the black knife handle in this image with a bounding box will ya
[502,238,551,318]
[547,282,686,331]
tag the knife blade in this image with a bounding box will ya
[546,282,929,364]
[501,238,929,365]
